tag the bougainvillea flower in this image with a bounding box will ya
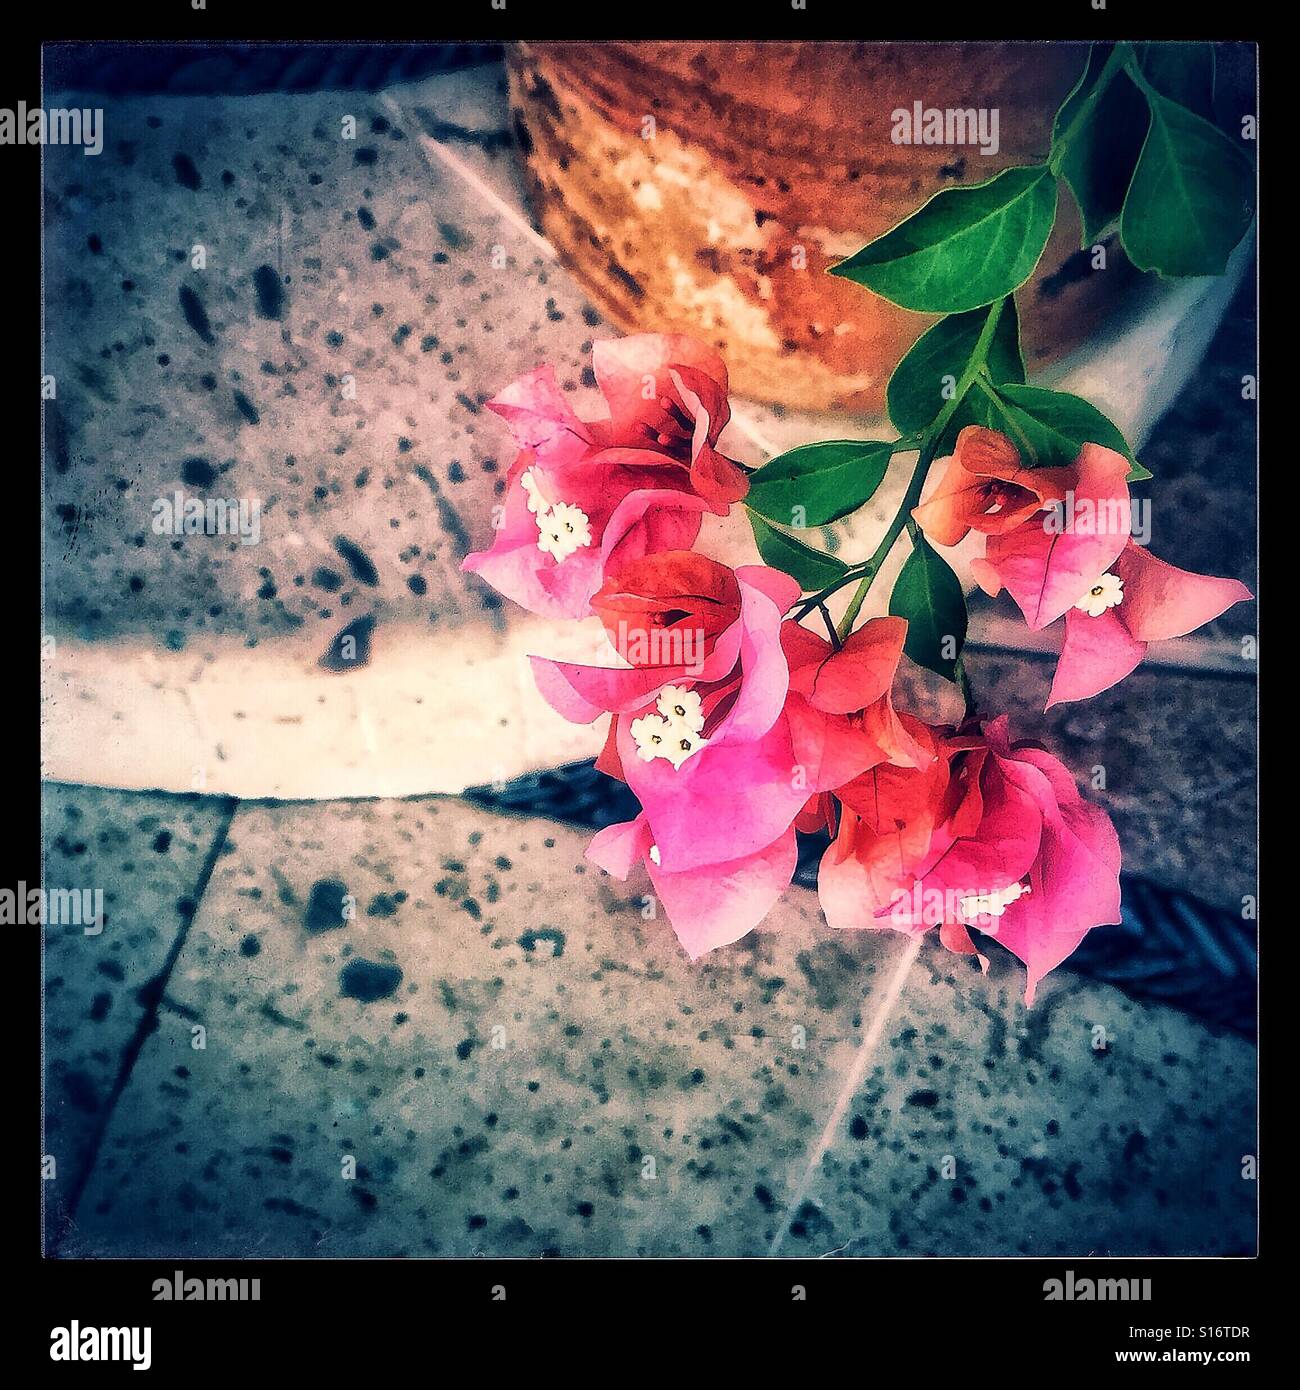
[462,334,748,619]
[912,425,1069,548]
[536,562,818,880]
[876,717,1121,1004]
[587,812,797,959]
[590,549,743,671]
[589,334,749,509]
[970,442,1134,631]
[783,617,933,772]
[816,715,950,932]
[1046,540,1253,707]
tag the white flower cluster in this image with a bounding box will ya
[631,685,708,770]
[522,468,592,562]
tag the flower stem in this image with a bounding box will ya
[832,296,1007,644]
[1046,42,1133,177]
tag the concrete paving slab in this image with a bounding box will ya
[59,800,907,1257]
[59,799,1255,1258]
[42,784,233,1248]
[776,956,1256,1256]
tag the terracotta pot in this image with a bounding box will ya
[506,41,1140,414]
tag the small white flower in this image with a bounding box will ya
[657,685,704,734]
[649,845,661,866]
[536,501,593,562]
[630,711,707,769]
[1073,572,1124,618]
[957,881,1031,931]
[522,468,593,562]
[663,727,708,770]
[631,713,672,762]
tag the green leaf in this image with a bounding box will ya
[1136,42,1216,122]
[977,381,1149,480]
[745,440,893,528]
[887,299,1024,437]
[889,534,967,682]
[829,166,1059,313]
[1120,92,1254,278]
[1052,46,1151,245]
[747,511,849,592]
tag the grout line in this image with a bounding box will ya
[768,932,924,1257]
[52,796,240,1252]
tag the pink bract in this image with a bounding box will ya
[1047,541,1253,706]
[461,335,749,620]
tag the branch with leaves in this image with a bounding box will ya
[468,41,1254,1000]
[746,40,1253,700]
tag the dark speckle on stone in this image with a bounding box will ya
[407,574,427,596]
[367,893,397,918]
[906,1089,940,1109]
[333,536,379,586]
[1123,1130,1148,1163]
[319,614,375,672]
[253,264,284,320]
[178,284,215,344]
[455,1038,475,1061]
[180,456,216,488]
[304,877,349,934]
[239,934,261,957]
[340,959,403,1003]
[354,146,378,166]
[849,1114,868,1140]
[233,389,260,425]
[357,206,376,231]
[62,1069,100,1114]
[311,567,343,593]
[172,153,201,189]
[518,928,565,958]
[151,830,172,853]
[180,282,215,344]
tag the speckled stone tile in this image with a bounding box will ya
[42,81,610,660]
[60,800,908,1257]
[780,954,1256,1257]
[42,784,232,1248]
[396,67,530,216]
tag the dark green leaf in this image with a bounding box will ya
[1136,42,1216,122]
[979,382,1149,480]
[887,299,1024,436]
[1052,46,1151,245]
[889,534,967,681]
[745,440,893,528]
[1120,92,1254,278]
[747,511,849,592]
[829,166,1058,313]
